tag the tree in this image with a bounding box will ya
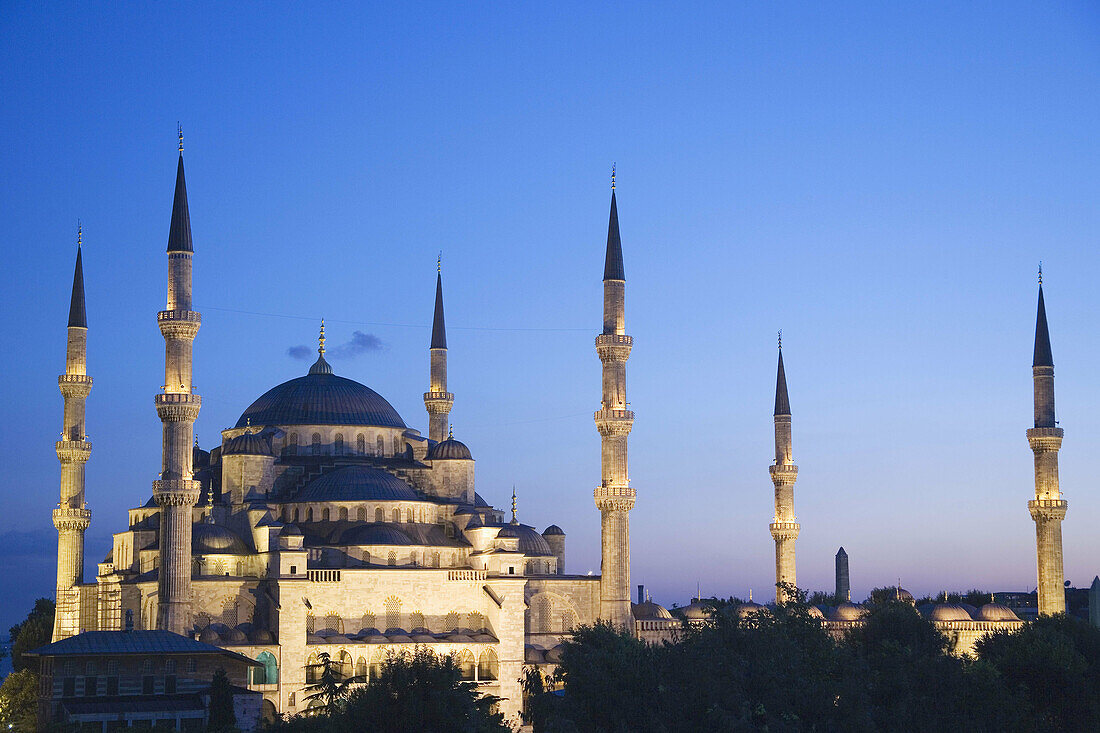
[301,651,361,715]
[208,667,237,731]
[9,598,55,672]
[0,668,38,731]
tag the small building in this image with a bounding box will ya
[28,630,262,731]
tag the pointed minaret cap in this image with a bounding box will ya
[836,547,847,557]
[603,165,625,281]
[431,255,447,349]
[510,486,518,524]
[1033,268,1053,367]
[774,333,791,416]
[68,226,87,328]
[308,319,333,375]
[167,127,193,253]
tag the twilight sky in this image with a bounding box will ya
[2,2,1099,631]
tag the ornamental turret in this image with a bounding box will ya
[1028,268,1067,615]
[424,256,453,443]
[153,129,203,634]
[594,167,635,627]
[769,336,799,604]
[53,227,93,641]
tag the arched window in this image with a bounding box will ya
[334,433,344,455]
[384,596,402,630]
[458,650,476,680]
[478,649,498,681]
[235,561,244,576]
[431,552,440,568]
[376,435,385,456]
[468,612,484,631]
[221,597,239,627]
[337,650,353,680]
[392,436,400,455]
[213,559,226,576]
[387,551,397,567]
[283,506,291,521]
[445,612,461,632]
[410,612,425,631]
[339,507,348,521]
[324,612,343,633]
[193,559,201,577]
[361,612,376,632]
[406,508,413,523]
[355,656,367,680]
[538,597,552,633]
[561,610,575,633]
[357,507,366,521]
[362,550,371,565]
[391,509,399,523]
[525,561,533,575]
[305,652,321,684]
[312,433,322,456]
[287,433,298,456]
[375,508,384,522]
[306,507,314,522]
[356,434,365,455]
[305,613,316,634]
[451,553,458,567]
[322,508,330,522]
[256,651,278,684]
[195,612,210,629]
[292,507,299,522]
[369,649,383,679]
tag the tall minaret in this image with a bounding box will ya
[53,226,93,641]
[1028,268,1067,616]
[154,129,202,634]
[424,255,453,443]
[594,167,635,627]
[769,335,799,604]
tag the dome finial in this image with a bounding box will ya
[778,329,782,350]
[77,220,82,248]
[448,423,453,440]
[438,251,442,275]
[319,319,326,355]
[511,485,518,524]
[178,123,183,154]
[749,589,753,602]
[611,162,616,191]
[1038,261,1042,285]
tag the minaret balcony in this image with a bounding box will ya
[594,409,634,437]
[1026,427,1063,451]
[56,440,92,462]
[158,310,201,340]
[52,506,91,532]
[152,479,201,505]
[769,521,800,541]
[58,374,93,398]
[155,393,202,421]
[595,334,633,362]
[769,463,799,482]
[1028,498,1067,522]
[594,484,636,511]
[423,391,454,412]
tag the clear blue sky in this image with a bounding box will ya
[2,2,1099,630]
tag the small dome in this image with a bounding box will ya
[198,627,221,644]
[339,524,414,546]
[525,645,545,663]
[512,524,554,556]
[737,602,767,619]
[411,634,436,643]
[426,438,473,461]
[542,525,565,537]
[496,525,520,539]
[222,432,275,457]
[544,646,564,663]
[680,601,712,621]
[830,602,868,621]
[930,604,974,622]
[977,603,1020,622]
[250,629,275,644]
[293,466,419,503]
[473,633,496,643]
[223,628,247,644]
[807,605,826,619]
[192,523,249,554]
[632,601,674,620]
[886,586,915,604]
[280,524,303,537]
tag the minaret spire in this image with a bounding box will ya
[1027,272,1067,615]
[594,170,635,627]
[53,227,93,640]
[769,336,799,603]
[154,132,203,634]
[424,257,453,443]
[511,486,518,524]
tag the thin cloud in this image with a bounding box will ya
[287,331,384,361]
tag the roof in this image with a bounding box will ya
[27,631,259,665]
[542,524,565,536]
[632,601,674,620]
[235,371,405,429]
[774,347,790,416]
[339,523,416,546]
[426,438,472,461]
[167,154,193,253]
[431,271,447,349]
[222,432,275,457]
[1033,285,1053,367]
[293,465,419,503]
[68,246,87,328]
[603,190,625,281]
[929,604,974,622]
[192,523,250,554]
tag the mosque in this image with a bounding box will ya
[44,135,1067,725]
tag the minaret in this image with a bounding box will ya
[424,255,453,443]
[769,335,800,604]
[1028,267,1067,616]
[594,166,635,627]
[53,226,93,641]
[154,128,202,634]
[835,547,850,602]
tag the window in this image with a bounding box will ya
[306,653,321,684]
[164,675,176,694]
[324,612,343,633]
[337,651,352,680]
[356,434,365,455]
[334,433,344,455]
[290,565,297,575]
[384,596,402,630]
[445,612,461,631]
[83,676,97,696]
[322,508,330,522]
[376,435,384,456]
[561,610,575,633]
[375,508,384,522]
[106,676,119,695]
[306,507,313,522]
[431,552,440,568]
[236,561,244,576]
[458,650,476,680]
[355,656,367,680]
[362,551,370,565]
[287,433,298,456]
[312,433,322,456]
[361,612,376,631]
[62,677,75,697]
[411,612,425,630]
[392,436,400,455]
[406,509,413,523]
[186,658,195,674]
[165,660,176,674]
[339,507,348,521]
[508,566,515,575]
[478,649,499,681]
[387,551,397,567]
[391,509,399,523]
[305,613,315,634]
[468,612,484,631]
[357,507,366,521]
[538,597,552,633]
[142,675,155,694]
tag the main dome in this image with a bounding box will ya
[235,370,406,429]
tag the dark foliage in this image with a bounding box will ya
[9,598,54,672]
[208,667,237,731]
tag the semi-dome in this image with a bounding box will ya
[235,369,405,429]
[632,601,674,620]
[930,604,974,622]
[222,432,274,457]
[495,523,553,556]
[737,602,768,619]
[339,524,415,546]
[542,525,565,536]
[679,601,712,621]
[830,602,868,621]
[496,525,520,539]
[977,603,1020,622]
[293,466,420,503]
[192,523,250,554]
[426,438,472,460]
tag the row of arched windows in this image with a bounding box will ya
[305,648,497,683]
[279,431,400,457]
[281,504,431,524]
[305,607,487,635]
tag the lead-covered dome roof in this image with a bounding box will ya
[192,523,250,554]
[223,432,274,457]
[292,466,420,503]
[426,438,473,460]
[235,368,405,429]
